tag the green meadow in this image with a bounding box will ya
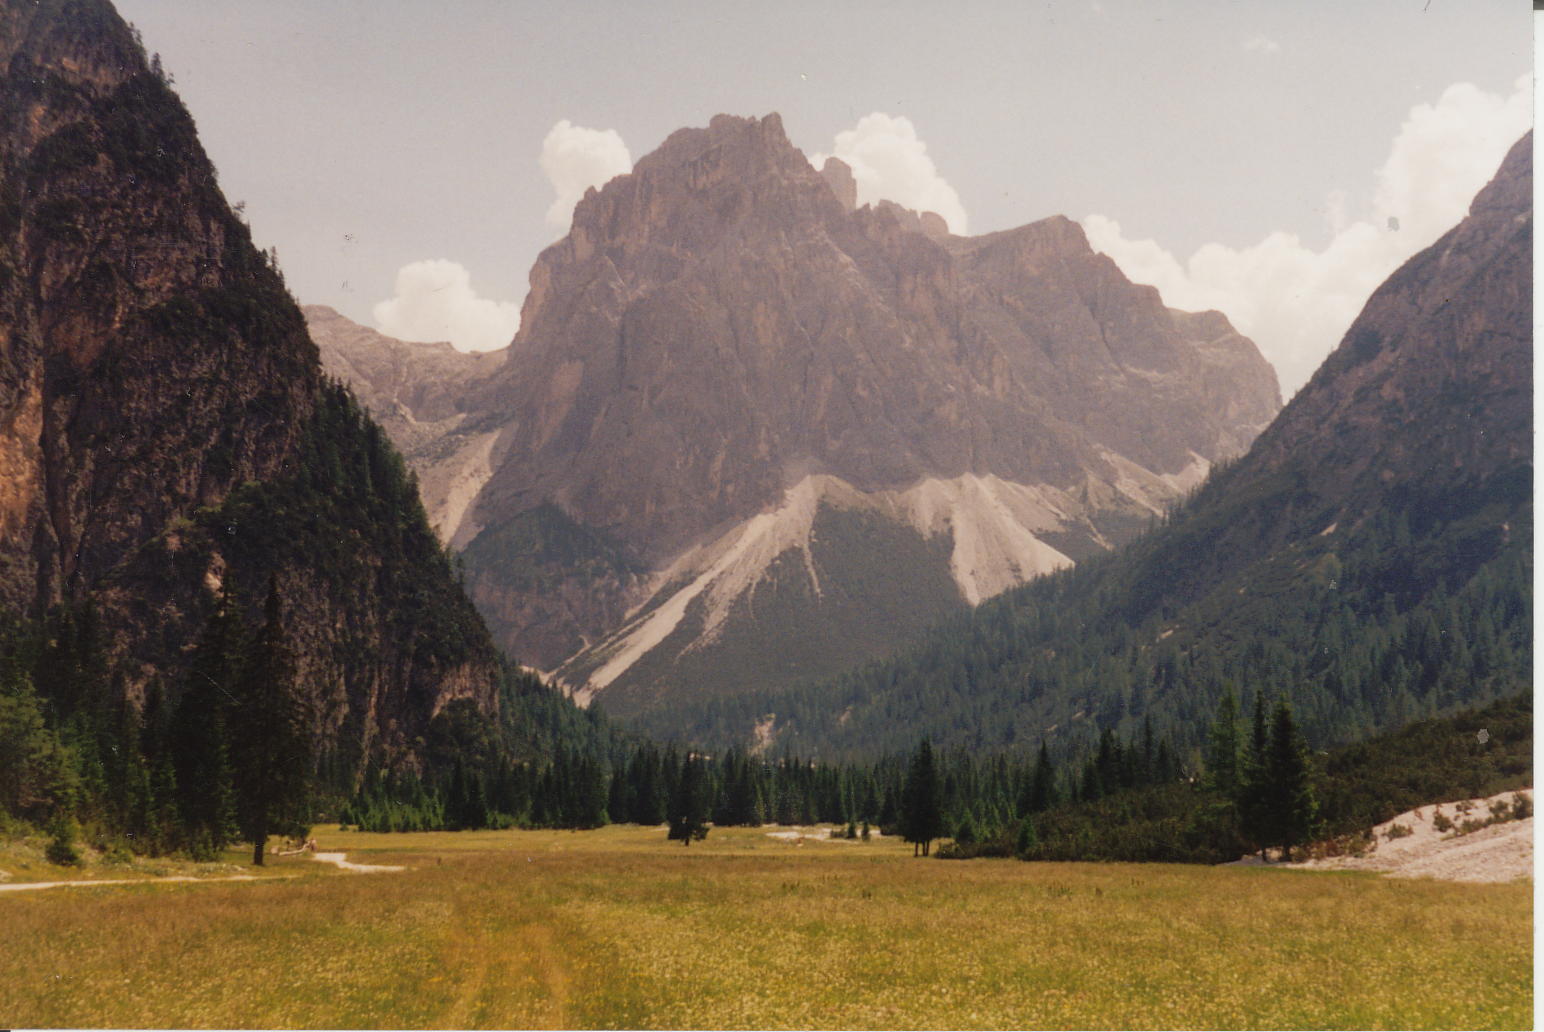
[0,824,1530,1030]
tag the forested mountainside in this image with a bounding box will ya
[308,112,1281,718]
[0,0,577,838]
[652,132,1532,762]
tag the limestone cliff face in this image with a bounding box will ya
[309,113,1281,711]
[0,0,500,769]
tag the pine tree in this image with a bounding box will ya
[1024,741,1056,813]
[666,754,710,845]
[1015,815,1038,857]
[1239,691,1272,860]
[172,593,242,855]
[1204,687,1242,797]
[0,666,78,824]
[138,683,180,855]
[1264,700,1320,861]
[900,739,944,856]
[575,755,608,829]
[230,577,312,865]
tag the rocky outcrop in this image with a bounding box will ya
[819,156,857,213]
[0,0,501,771]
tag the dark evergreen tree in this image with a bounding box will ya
[0,666,77,824]
[230,577,312,865]
[899,739,944,856]
[1023,741,1056,813]
[667,753,710,845]
[171,593,242,855]
[1263,700,1320,861]
[1239,691,1272,860]
[1204,687,1242,798]
[574,754,610,829]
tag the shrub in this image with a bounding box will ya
[1016,817,1039,857]
[1308,830,1374,859]
[185,830,220,863]
[1432,810,1453,833]
[1511,793,1531,820]
[1384,823,1412,840]
[45,814,81,866]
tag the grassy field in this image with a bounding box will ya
[0,824,1531,1029]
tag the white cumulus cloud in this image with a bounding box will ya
[812,113,969,234]
[540,119,632,233]
[1243,34,1281,54]
[1083,74,1529,397]
[372,259,520,353]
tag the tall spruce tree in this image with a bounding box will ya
[1024,741,1056,814]
[1264,700,1320,861]
[900,739,944,856]
[1239,691,1272,860]
[171,592,243,856]
[231,577,312,865]
[666,753,710,845]
[1205,687,1242,798]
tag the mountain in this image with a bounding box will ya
[311,113,1280,717]
[0,0,504,774]
[679,132,1532,758]
[306,303,504,540]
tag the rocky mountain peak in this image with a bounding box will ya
[1,0,141,103]
[1470,131,1530,216]
[321,112,1283,699]
[538,112,838,307]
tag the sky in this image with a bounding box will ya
[111,0,1530,395]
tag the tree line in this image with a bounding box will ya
[4,568,1524,868]
[950,692,1528,865]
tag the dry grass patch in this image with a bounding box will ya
[0,824,1530,1029]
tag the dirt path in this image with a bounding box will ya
[0,851,406,893]
[0,873,278,893]
[311,851,405,873]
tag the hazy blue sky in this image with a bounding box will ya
[111,0,1528,392]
